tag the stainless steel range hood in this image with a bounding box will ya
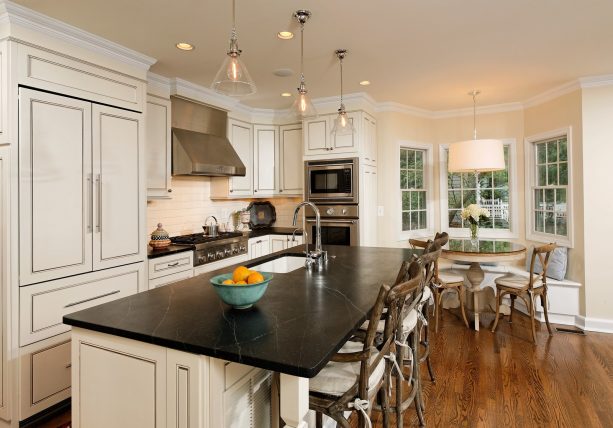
[171,96,246,177]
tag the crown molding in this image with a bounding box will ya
[0,0,156,70]
[522,80,581,109]
[375,101,434,119]
[170,77,241,112]
[432,101,524,119]
[579,74,613,89]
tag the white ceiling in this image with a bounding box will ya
[13,0,613,110]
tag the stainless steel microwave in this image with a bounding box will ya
[305,158,359,204]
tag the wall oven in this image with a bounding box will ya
[305,158,358,204]
[306,205,359,247]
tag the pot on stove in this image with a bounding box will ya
[203,216,219,237]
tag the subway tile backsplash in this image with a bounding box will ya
[146,176,302,237]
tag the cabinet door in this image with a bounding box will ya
[92,105,145,270]
[0,146,6,419]
[360,166,378,246]
[363,115,377,165]
[303,117,329,155]
[145,96,172,199]
[223,368,272,428]
[167,349,208,428]
[269,235,287,253]
[330,112,359,153]
[253,125,277,196]
[19,88,93,285]
[228,119,253,196]
[287,235,303,248]
[279,125,303,195]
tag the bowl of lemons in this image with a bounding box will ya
[210,266,273,309]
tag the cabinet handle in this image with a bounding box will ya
[65,363,72,369]
[257,240,262,244]
[230,189,234,193]
[87,174,92,233]
[167,262,180,267]
[168,189,172,193]
[254,189,257,192]
[96,174,102,233]
[280,189,283,192]
[64,290,120,308]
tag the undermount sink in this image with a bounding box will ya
[250,256,306,274]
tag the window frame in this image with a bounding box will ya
[439,138,519,239]
[397,141,434,240]
[525,127,574,247]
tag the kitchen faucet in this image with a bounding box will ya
[292,201,326,268]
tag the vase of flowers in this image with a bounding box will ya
[461,204,490,244]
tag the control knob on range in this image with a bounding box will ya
[224,248,231,257]
[239,245,246,252]
[232,248,239,255]
[326,207,335,215]
[198,256,206,264]
[207,252,215,261]
[216,250,224,260]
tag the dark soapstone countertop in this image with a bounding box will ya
[64,245,417,378]
[147,244,193,259]
[247,227,304,238]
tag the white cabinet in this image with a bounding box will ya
[362,114,377,166]
[253,125,278,196]
[93,104,145,270]
[0,41,7,146]
[145,95,172,199]
[248,236,271,260]
[228,118,253,196]
[269,234,303,253]
[0,146,7,421]
[360,166,378,247]
[279,124,303,196]
[148,252,194,289]
[303,112,360,156]
[19,88,93,285]
[18,89,144,285]
[167,349,208,428]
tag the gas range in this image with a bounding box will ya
[170,232,248,267]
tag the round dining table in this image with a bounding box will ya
[441,239,526,331]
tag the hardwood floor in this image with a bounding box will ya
[32,309,613,428]
[354,309,613,427]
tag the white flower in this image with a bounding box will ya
[460,204,489,223]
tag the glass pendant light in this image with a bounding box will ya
[331,49,355,136]
[211,0,256,96]
[448,90,505,172]
[291,10,317,119]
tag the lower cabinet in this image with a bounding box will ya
[248,236,271,260]
[167,349,208,428]
[148,252,194,289]
[0,146,8,422]
[270,235,303,253]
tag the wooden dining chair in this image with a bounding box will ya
[409,234,470,332]
[309,283,393,428]
[491,243,557,343]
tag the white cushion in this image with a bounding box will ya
[402,309,418,331]
[438,269,464,284]
[495,274,543,289]
[309,340,385,396]
[420,286,432,303]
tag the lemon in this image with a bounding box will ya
[222,279,235,285]
[232,266,250,283]
[247,271,264,285]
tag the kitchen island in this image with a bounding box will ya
[64,245,418,428]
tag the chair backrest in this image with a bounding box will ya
[434,231,449,247]
[527,243,557,289]
[393,258,422,286]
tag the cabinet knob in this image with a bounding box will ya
[254,189,257,192]
[230,189,234,193]
[168,189,172,193]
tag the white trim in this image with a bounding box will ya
[438,139,519,239]
[397,141,435,241]
[575,316,613,334]
[578,74,613,89]
[375,101,432,118]
[524,127,574,247]
[522,81,581,109]
[431,102,524,119]
[0,0,156,70]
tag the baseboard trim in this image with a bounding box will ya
[20,398,70,428]
[575,316,613,334]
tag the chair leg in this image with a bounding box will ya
[528,292,537,343]
[458,286,469,328]
[396,347,404,428]
[435,290,443,333]
[316,412,323,428]
[509,295,516,323]
[422,304,435,383]
[379,374,390,428]
[541,291,554,335]
[491,289,502,333]
[411,332,426,427]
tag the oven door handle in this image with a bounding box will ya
[305,219,357,224]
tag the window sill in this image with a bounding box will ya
[526,231,573,248]
[398,229,434,241]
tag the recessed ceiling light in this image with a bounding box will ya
[359,80,371,86]
[281,92,292,97]
[273,68,294,77]
[175,42,195,51]
[277,31,294,40]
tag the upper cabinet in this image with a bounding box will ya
[212,120,303,199]
[145,96,172,199]
[19,88,145,286]
[279,124,304,195]
[303,111,376,165]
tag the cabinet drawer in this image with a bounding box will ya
[31,341,71,404]
[149,269,193,289]
[148,252,193,280]
[225,362,255,391]
[20,263,144,346]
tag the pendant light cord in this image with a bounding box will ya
[340,56,344,104]
[231,0,237,41]
[472,91,477,140]
[300,22,305,83]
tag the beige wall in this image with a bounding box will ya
[581,85,613,321]
[146,176,300,237]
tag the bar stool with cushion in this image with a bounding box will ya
[410,233,470,332]
[491,243,556,343]
[309,283,393,428]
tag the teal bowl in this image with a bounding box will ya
[210,272,273,309]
